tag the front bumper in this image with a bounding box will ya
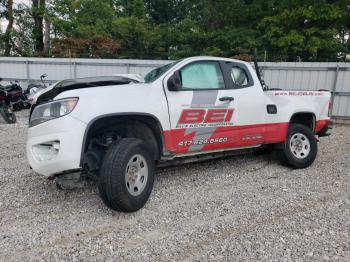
[26,115,87,177]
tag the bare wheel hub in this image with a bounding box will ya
[125,154,148,196]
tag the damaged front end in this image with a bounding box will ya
[29,76,140,189]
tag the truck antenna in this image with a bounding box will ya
[253,48,268,90]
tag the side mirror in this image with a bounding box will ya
[167,71,182,91]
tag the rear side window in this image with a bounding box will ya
[231,67,248,86]
[180,62,225,90]
[226,62,254,88]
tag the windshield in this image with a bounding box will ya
[144,61,179,83]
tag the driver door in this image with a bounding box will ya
[163,60,235,154]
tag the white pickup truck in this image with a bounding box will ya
[26,56,332,212]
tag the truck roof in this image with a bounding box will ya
[182,56,252,66]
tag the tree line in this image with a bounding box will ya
[0,0,349,61]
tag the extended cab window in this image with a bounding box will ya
[226,62,253,88]
[231,67,248,86]
[180,62,225,90]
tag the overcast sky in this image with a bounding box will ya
[15,0,30,5]
[1,0,31,31]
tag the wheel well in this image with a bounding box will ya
[81,115,163,172]
[290,113,315,131]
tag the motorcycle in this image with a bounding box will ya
[0,79,30,111]
[25,73,48,105]
[0,79,17,124]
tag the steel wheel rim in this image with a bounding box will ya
[125,154,148,196]
[290,133,311,159]
[6,109,13,118]
[5,107,12,116]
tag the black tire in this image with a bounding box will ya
[0,107,17,124]
[98,138,155,212]
[13,103,22,111]
[23,102,31,109]
[278,124,317,169]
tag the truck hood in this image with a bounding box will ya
[114,74,144,83]
[36,76,140,104]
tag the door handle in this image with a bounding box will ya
[219,96,234,102]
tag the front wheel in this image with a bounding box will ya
[98,138,155,212]
[278,124,317,169]
[0,106,17,124]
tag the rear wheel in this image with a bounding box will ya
[278,124,317,168]
[98,138,155,212]
[0,106,16,124]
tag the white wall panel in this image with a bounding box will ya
[0,57,349,117]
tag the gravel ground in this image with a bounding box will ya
[0,110,349,261]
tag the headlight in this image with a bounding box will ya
[30,98,78,127]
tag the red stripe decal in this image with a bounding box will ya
[164,120,330,154]
[164,122,289,154]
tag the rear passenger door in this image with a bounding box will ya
[214,61,266,148]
